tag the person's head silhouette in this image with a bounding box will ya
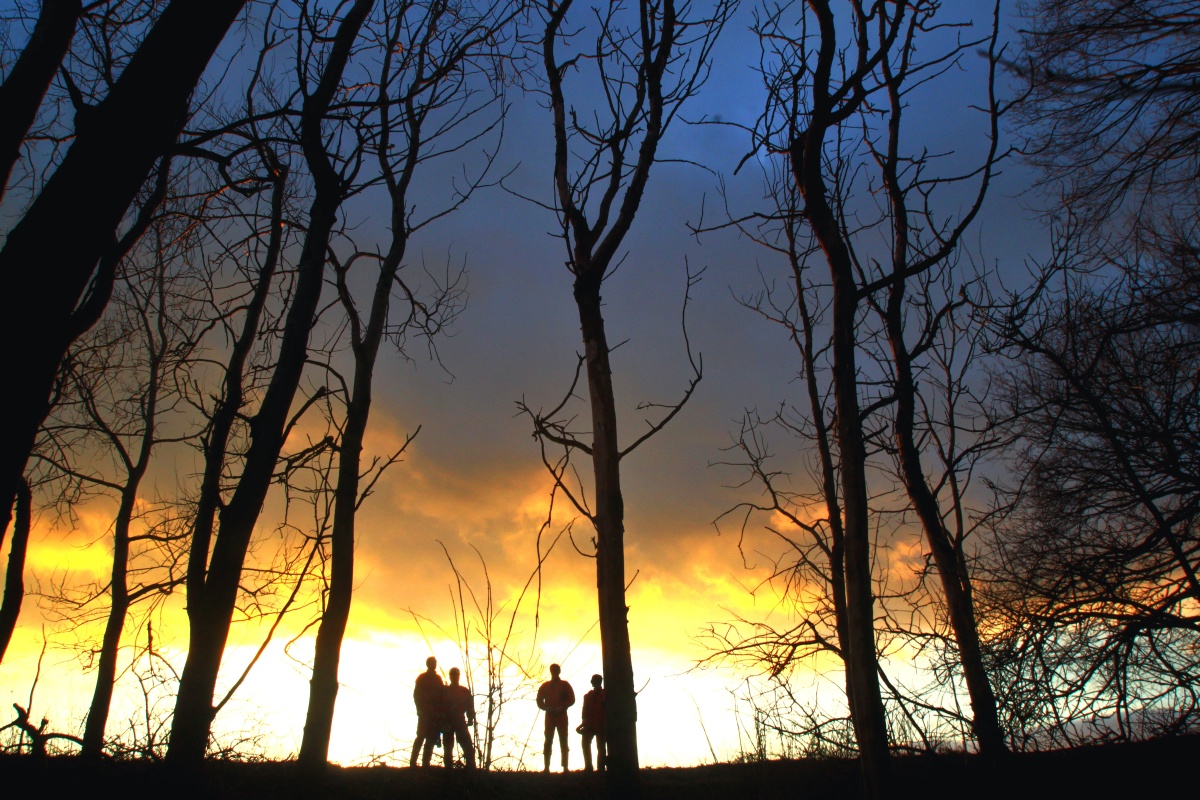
[449,667,462,685]
[426,656,437,670]
[591,674,602,689]
[549,663,561,678]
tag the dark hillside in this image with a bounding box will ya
[1,736,1193,799]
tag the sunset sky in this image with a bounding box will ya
[0,0,1045,767]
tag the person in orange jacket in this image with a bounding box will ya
[536,663,575,772]
[579,673,606,772]
[444,667,476,769]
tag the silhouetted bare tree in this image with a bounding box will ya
[866,5,1007,757]
[33,214,207,757]
[989,0,1200,745]
[168,0,378,763]
[518,0,730,790]
[297,0,510,769]
[0,0,252,581]
[742,2,903,789]
[1013,0,1200,217]
[713,0,1010,786]
[705,163,865,752]
[985,214,1200,744]
[0,0,81,203]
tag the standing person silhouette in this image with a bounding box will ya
[536,663,575,772]
[410,656,446,768]
[444,667,476,769]
[580,673,606,772]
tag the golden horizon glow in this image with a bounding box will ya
[0,411,830,768]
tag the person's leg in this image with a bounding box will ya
[557,717,569,771]
[422,719,435,767]
[582,731,594,772]
[543,717,553,772]
[597,732,606,771]
[457,721,476,769]
[444,727,456,768]
[412,717,430,767]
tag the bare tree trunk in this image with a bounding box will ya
[169,160,287,763]
[787,237,856,710]
[789,4,890,785]
[0,0,248,567]
[734,0,1001,775]
[575,274,640,788]
[300,0,504,757]
[81,480,136,756]
[168,193,338,764]
[297,400,363,769]
[875,3,1005,756]
[81,322,168,756]
[185,159,287,611]
[720,168,864,732]
[0,480,32,664]
[532,1,726,790]
[0,0,81,203]
[298,251,394,767]
[827,255,891,796]
[888,325,1006,757]
[168,0,375,764]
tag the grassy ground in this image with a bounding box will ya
[0,735,1192,799]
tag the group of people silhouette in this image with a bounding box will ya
[410,657,606,773]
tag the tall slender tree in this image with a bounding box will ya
[44,210,208,757]
[521,0,730,791]
[738,0,1008,786]
[870,2,1007,757]
[298,0,511,768]
[748,2,905,789]
[168,0,378,763]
